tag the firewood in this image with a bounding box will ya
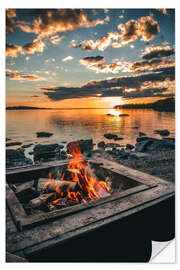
[38,178,79,193]
[29,193,55,208]
[63,168,81,181]
[15,181,34,197]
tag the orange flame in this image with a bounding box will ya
[44,142,110,206]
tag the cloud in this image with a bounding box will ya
[137,16,160,41]
[25,56,31,61]
[6,40,46,58]
[130,58,175,73]
[70,32,121,51]
[80,58,130,74]
[6,9,16,33]
[23,40,46,54]
[6,69,45,81]
[49,35,64,45]
[17,9,107,40]
[142,45,174,59]
[157,9,168,15]
[40,66,174,101]
[79,55,175,74]
[71,16,160,52]
[117,19,139,44]
[104,9,109,14]
[6,43,22,58]
[118,16,160,43]
[61,56,74,62]
[96,32,121,51]
[79,56,105,66]
[70,39,97,51]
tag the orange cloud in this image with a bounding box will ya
[118,16,160,43]
[157,8,168,15]
[6,43,22,58]
[70,39,97,51]
[96,32,120,51]
[130,58,175,73]
[71,16,160,52]
[17,9,107,40]
[79,55,175,74]
[6,40,46,58]
[118,19,139,44]
[6,69,45,81]
[23,40,46,54]
[49,35,64,45]
[142,45,174,59]
[62,56,74,62]
[141,78,175,91]
[81,60,130,74]
[79,56,105,66]
[70,32,121,51]
[137,16,160,41]
[6,9,16,33]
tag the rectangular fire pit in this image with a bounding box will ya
[6,158,157,231]
[6,157,175,261]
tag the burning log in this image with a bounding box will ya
[38,178,80,193]
[29,193,55,208]
[63,168,81,181]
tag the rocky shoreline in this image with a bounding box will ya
[6,130,175,182]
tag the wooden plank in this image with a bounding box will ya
[95,157,164,186]
[6,158,101,183]
[15,181,34,196]
[6,185,27,230]
[6,207,18,234]
[6,160,69,184]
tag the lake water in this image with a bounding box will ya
[6,108,175,157]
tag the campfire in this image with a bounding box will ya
[17,142,111,214]
[7,143,158,231]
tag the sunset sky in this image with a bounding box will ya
[6,8,175,108]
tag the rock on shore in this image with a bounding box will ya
[6,149,32,168]
[33,144,61,162]
[6,134,175,182]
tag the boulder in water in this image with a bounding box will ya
[154,129,170,136]
[104,133,118,139]
[36,131,53,138]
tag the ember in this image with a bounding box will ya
[28,142,111,212]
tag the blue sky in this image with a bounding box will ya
[6,8,175,108]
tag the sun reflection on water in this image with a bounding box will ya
[107,109,123,116]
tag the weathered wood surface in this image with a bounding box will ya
[6,158,175,258]
[6,160,69,183]
[6,185,27,230]
[6,207,18,234]
[15,180,34,196]
[6,159,103,183]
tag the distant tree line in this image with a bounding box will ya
[114,98,175,112]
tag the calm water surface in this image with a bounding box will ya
[6,108,175,156]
